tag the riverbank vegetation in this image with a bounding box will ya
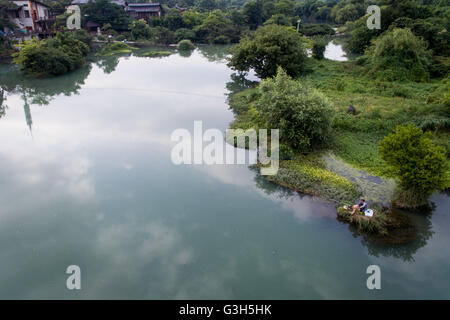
[13,32,91,76]
[96,41,136,56]
[225,0,449,239]
[337,207,415,243]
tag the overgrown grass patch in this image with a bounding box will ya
[265,154,362,204]
[331,131,390,177]
[337,206,415,242]
[96,42,136,56]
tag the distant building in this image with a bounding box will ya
[125,2,163,20]
[70,0,127,6]
[69,0,163,20]
[5,0,54,35]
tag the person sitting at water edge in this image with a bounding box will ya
[345,197,368,215]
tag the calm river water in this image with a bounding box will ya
[0,46,448,299]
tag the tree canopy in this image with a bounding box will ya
[228,24,308,78]
[365,28,432,82]
[13,32,90,76]
[253,67,333,151]
[82,0,130,30]
[379,124,449,207]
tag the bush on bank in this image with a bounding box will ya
[178,39,196,51]
[13,32,90,77]
[379,124,449,208]
[254,67,334,152]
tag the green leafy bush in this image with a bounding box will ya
[178,39,196,51]
[300,23,335,37]
[150,26,175,45]
[129,19,152,41]
[72,29,93,45]
[228,24,308,78]
[174,28,196,42]
[379,124,449,208]
[365,28,432,82]
[97,42,135,56]
[263,14,292,26]
[311,36,328,60]
[254,67,334,151]
[13,32,90,76]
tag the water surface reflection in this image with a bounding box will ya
[0,48,448,299]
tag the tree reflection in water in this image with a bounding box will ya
[94,54,121,74]
[359,206,435,262]
[0,63,92,130]
[226,72,258,99]
[198,45,231,63]
[0,88,7,119]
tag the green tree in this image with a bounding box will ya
[181,9,206,29]
[175,28,196,42]
[178,39,196,50]
[83,0,130,30]
[390,17,450,56]
[228,8,247,26]
[13,32,90,76]
[311,36,328,60]
[196,0,217,11]
[194,9,240,43]
[347,14,381,54]
[253,67,334,151]
[129,19,152,40]
[151,26,175,45]
[263,14,292,26]
[228,24,308,78]
[379,124,449,208]
[330,0,366,24]
[366,28,432,82]
[273,0,295,16]
[242,0,274,29]
[165,9,186,31]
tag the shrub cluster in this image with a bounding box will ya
[13,32,90,76]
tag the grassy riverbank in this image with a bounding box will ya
[228,58,449,238]
[303,59,449,176]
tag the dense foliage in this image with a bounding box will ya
[347,0,450,56]
[178,39,196,50]
[13,32,90,76]
[379,124,449,207]
[300,23,335,36]
[82,0,130,30]
[253,67,333,151]
[228,24,308,78]
[129,19,152,40]
[311,36,328,59]
[365,28,432,82]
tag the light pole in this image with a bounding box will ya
[297,18,301,32]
